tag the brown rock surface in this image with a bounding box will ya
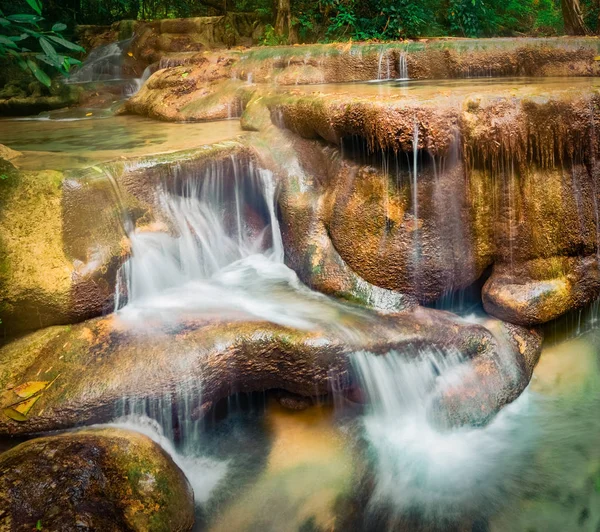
[0,428,194,531]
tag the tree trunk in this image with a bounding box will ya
[274,0,298,43]
[561,0,588,35]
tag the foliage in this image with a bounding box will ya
[259,23,287,46]
[0,0,84,87]
[0,0,581,42]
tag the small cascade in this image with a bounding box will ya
[111,411,227,504]
[412,120,419,231]
[376,48,392,81]
[68,39,132,83]
[124,65,153,97]
[349,348,532,526]
[397,51,409,81]
[115,157,362,331]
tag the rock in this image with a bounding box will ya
[0,304,541,435]
[0,144,21,163]
[430,319,543,427]
[0,428,194,531]
[275,390,313,411]
[0,167,129,338]
[256,82,600,321]
[483,257,600,326]
[124,38,600,123]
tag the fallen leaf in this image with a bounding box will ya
[127,52,133,57]
[85,112,93,116]
[4,395,40,421]
[595,56,600,61]
[13,381,49,399]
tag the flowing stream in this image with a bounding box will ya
[2,75,600,532]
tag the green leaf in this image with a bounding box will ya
[26,59,51,87]
[39,36,59,65]
[25,0,42,16]
[46,34,85,53]
[0,17,10,26]
[36,53,55,66]
[52,22,67,32]
[7,49,28,70]
[0,36,17,49]
[14,26,41,38]
[36,520,42,531]
[9,33,29,42]
[7,14,43,24]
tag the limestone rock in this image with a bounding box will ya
[0,305,541,435]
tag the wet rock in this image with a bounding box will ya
[0,305,541,435]
[0,428,194,531]
[430,318,543,428]
[483,257,600,326]
[123,38,600,123]
[0,168,129,338]
[275,390,313,411]
[126,68,254,121]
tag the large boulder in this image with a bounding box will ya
[0,303,541,435]
[0,166,129,338]
[252,80,600,324]
[0,428,194,531]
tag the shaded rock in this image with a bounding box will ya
[275,390,313,411]
[0,428,194,531]
[0,304,540,435]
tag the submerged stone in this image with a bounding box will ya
[0,428,194,531]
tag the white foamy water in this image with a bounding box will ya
[115,159,364,332]
[109,414,228,504]
[350,345,600,529]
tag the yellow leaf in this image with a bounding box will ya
[595,56,600,61]
[4,395,40,422]
[85,112,93,116]
[127,52,133,57]
[13,381,49,399]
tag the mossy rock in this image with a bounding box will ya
[0,428,194,531]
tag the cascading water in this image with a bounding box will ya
[68,39,132,83]
[398,51,409,81]
[115,158,362,331]
[376,48,392,81]
[68,38,148,97]
[348,343,600,530]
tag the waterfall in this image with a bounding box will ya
[412,120,419,231]
[376,48,391,81]
[398,51,409,80]
[115,157,360,331]
[124,65,153,97]
[350,348,537,527]
[68,39,132,83]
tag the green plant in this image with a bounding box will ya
[260,23,286,45]
[325,0,358,39]
[448,0,489,37]
[0,0,84,87]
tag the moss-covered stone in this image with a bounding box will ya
[0,428,194,531]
